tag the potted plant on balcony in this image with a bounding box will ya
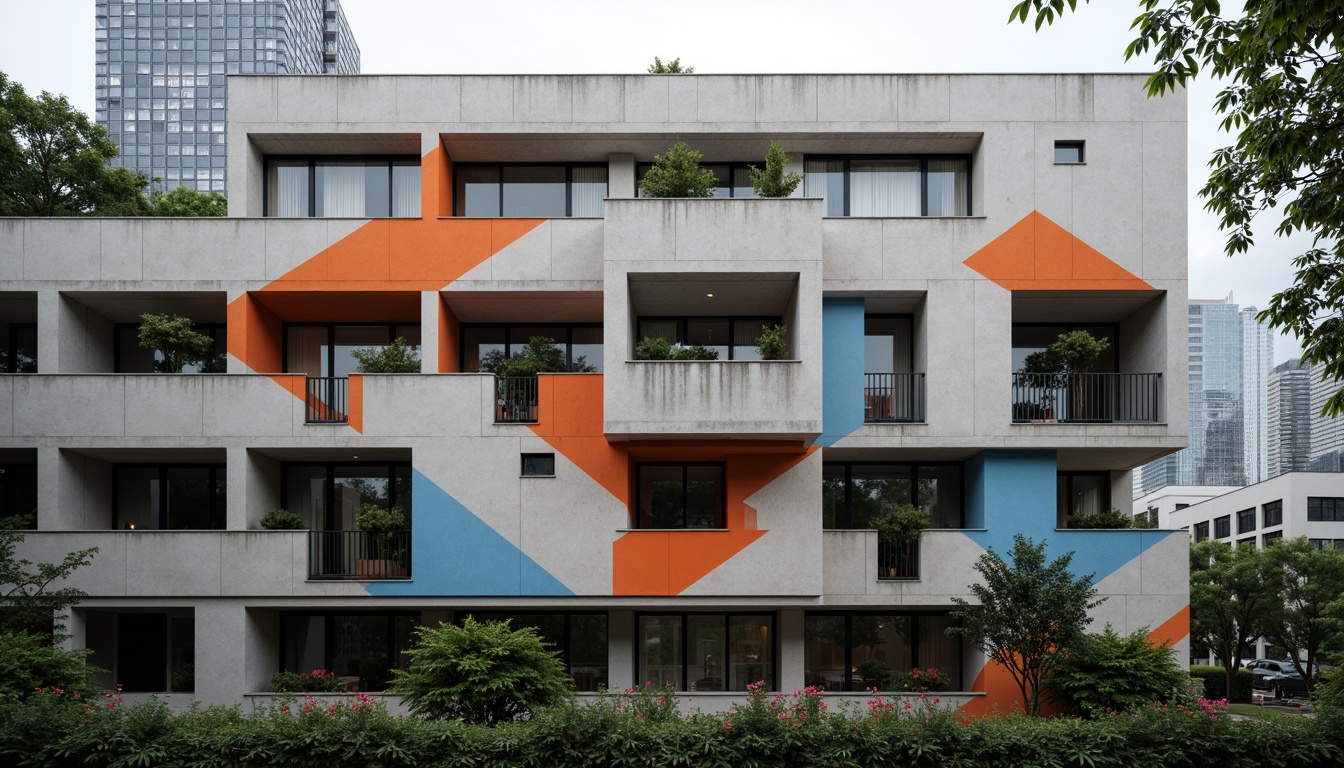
[1018,330,1110,421]
[355,503,409,579]
[1066,508,1135,529]
[755,324,789,360]
[872,503,930,579]
[481,336,596,421]
[351,337,421,373]
[749,141,803,198]
[634,336,719,361]
[260,508,306,530]
[638,141,717,198]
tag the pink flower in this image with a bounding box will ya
[724,722,732,729]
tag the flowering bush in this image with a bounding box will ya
[269,669,345,693]
[599,680,680,723]
[894,666,948,692]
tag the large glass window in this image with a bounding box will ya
[636,317,781,361]
[460,324,602,373]
[468,612,608,692]
[1262,500,1283,528]
[454,164,608,218]
[1193,521,1209,542]
[280,612,419,692]
[284,324,421,377]
[804,612,962,692]
[0,462,37,527]
[635,464,724,529]
[1307,497,1344,522]
[282,463,411,531]
[803,156,970,217]
[116,323,226,373]
[1236,508,1256,534]
[823,463,963,529]
[637,613,774,692]
[636,162,755,199]
[113,465,226,530]
[1214,515,1231,538]
[1012,324,1118,374]
[1056,472,1111,527]
[0,323,37,373]
[265,157,420,218]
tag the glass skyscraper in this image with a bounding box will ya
[94,0,360,196]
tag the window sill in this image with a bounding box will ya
[1054,162,1087,166]
[520,474,555,479]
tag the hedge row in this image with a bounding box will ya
[1,690,1339,768]
[1189,665,1256,703]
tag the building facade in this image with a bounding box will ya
[1268,358,1313,477]
[94,0,359,196]
[4,73,1189,712]
[1242,306,1273,484]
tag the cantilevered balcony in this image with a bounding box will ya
[1010,372,1162,424]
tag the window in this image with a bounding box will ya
[865,315,914,374]
[1012,324,1118,374]
[265,157,421,217]
[284,324,421,377]
[280,612,419,692]
[454,163,608,218]
[1236,507,1256,534]
[1214,515,1231,539]
[803,156,970,217]
[1262,500,1283,527]
[635,464,724,528]
[1,323,37,373]
[804,612,962,692]
[635,317,780,361]
[636,161,755,199]
[823,463,963,529]
[521,453,555,477]
[113,465,226,530]
[1054,141,1085,164]
[469,612,607,691]
[1307,497,1344,522]
[1237,537,1256,548]
[460,324,602,372]
[638,613,773,692]
[1262,531,1283,547]
[1056,472,1111,527]
[1310,539,1344,551]
[1193,521,1209,542]
[115,322,225,373]
[1175,503,1190,511]
[85,610,194,693]
[0,462,37,528]
[281,462,412,531]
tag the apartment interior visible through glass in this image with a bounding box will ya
[113,465,226,530]
[284,324,421,378]
[1056,472,1110,527]
[282,463,412,531]
[280,612,419,692]
[637,613,774,692]
[635,463,725,529]
[265,157,421,218]
[823,463,963,529]
[460,324,602,372]
[454,164,608,217]
[636,317,781,360]
[803,156,970,217]
[804,612,962,692]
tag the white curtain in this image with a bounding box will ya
[850,160,920,216]
[571,166,608,217]
[926,159,968,216]
[391,164,422,217]
[270,163,308,217]
[639,320,680,345]
[318,163,366,217]
[803,159,843,216]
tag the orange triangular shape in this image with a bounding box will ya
[963,211,1153,290]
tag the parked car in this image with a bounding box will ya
[1247,659,1297,689]
[1265,666,1324,700]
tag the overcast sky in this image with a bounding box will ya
[0,0,1305,362]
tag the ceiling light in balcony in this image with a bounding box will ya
[706,293,714,298]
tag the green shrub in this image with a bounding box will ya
[269,669,345,693]
[634,336,719,361]
[351,336,420,373]
[755,323,789,360]
[259,509,306,530]
[748,141,803,198]
[137,313,215,373]
[0,631,101,703]
[1048,624,1185,717]
[1189,665,1255,703]
[354,504,408,534]
[638,141,717,198]
[388,616,573,724]
[1066,508,1136,529]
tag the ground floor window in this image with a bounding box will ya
[468,612,608,692]
[804,612,962,692]
[85,610,194,693]
[637,613,773,692]
[113,464,226,530]
[280,612,419,692]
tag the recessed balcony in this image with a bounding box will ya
[1010,372,1162,424]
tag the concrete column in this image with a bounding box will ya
[245,608,280,694]
[40,448,111,530]
[225,289,249,374]
[196,600,249,705]
[36,290,61,373]
[609,153,636,199]
[419,291,440,373]
[1111,469,1134,516]
[244,449,281,530]
[778,609,806,692]
[785,152,805,197]
[607,609,635,690]
[226,445,247,530]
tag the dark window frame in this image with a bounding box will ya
[2,322,37,374]
[1262,531,1283,547]
[452,161,609,218]
[634,161,758,199]
[467,611,608,691]
[1193,521,1210,542]
[277,610,420,692]
[113,321,226,373]
[281,322,422,376]
[804,154,974,217]
[1262,500,1283,528]
[1054,140,1086,164]
[262,154,421,218]
[111,463,226,530]
[1214,515,1232,539]
[635,611,777,693]
[1307,497,1344,522]
[1011,322,1121,373]
[635,316,783,361]
[0,462,38,527]
[1056,471,1113,528]
[279,461,412,531]
[802,610,963,693]
[633,462,727,529]
[823,462,965,530]
[521,453,555,477]
[458,322,603,372]
[1236,507,1256,535]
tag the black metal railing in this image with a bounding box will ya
[307,530,411,580]
[1010,373,1162,423]
[495,376,539,424]
[864,373,926,423]
[305,376,348,424]
[878,538,919,580]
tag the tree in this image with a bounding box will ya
[351,337,421,373]
[0,518,98,637]
[388,616,573,724]
[1262,537,1344,695]
[1010,2,1344,417]
[1188,538,1279,701]
[149,185,228,217]
[648,57,693,74]
[136,313,215,373]
[638,141,718,198]
[749,141,803,198]
[948,534,1104,715]
[0,69,150,217]
[480,336,595,376]
[0,631,101,702]
[1047,623,1185,717]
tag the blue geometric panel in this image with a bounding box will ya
[961,449,1175,584]
[815,297,866,447]
[366,470,572,597]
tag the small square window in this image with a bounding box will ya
[521,453,555,477]
[1054,141,1085,164]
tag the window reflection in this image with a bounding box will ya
[824,463,963,529]
[637,614,773,692]
[804,613,961,692]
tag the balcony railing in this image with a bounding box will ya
[307,530,411,580]
[495,376,539,424]
[877,538,919,580]
[1010,372,1161,424]
[305,376,348,424]
[864,373,925,423]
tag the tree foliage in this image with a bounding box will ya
[351,337,421,373]
[136,313,216,373]
[388,616,572,724]
[1189,538,1279,700]
[749,140,803,198]
[638,141,718,198]
[948,534,1104,716]
[148,185,227,217]
[1262,537,1344,694]
[647,57,693,74]
[0,69,149,216]
[1010,1,1344,416]
[1021,329,1110,377]
[0,631,101,703]
[0,519,97,637]
[480,336,595,375]
[1048,623,1185,717]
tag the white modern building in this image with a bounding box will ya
[3,73,1190,714]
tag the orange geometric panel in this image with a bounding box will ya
[962,211,1153,291]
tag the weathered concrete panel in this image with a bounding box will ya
[98,219,145,281]
[14,376,126,436]
[697,76,756,123]
[623,77,669,123]
[571,76,624,123]
[756,75,816,123]
[337,76,399,123]
[513,76,573,123]
[951,75,1054,122]
[461,76,514,123]
[816,75,897,123]
[275,77,338,124]
[124,376,205,437]
[23,220,100,281]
